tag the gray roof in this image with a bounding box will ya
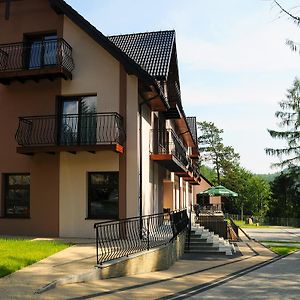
[108,30,175,79]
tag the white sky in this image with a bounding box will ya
[67,0,300,174]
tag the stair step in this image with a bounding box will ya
[186,242,214,246]
[185,249,226,254]
[186,246,219,251]
[188,237,208,242]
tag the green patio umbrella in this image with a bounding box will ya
[198,185,238,197]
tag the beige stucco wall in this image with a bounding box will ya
[62,17,120,113]
[141,106,153,215]
[59,151,119,238]
[58,16,131,238]
[126,75,139,218]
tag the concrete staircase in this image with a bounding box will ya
[185,226,235,255]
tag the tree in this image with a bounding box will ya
[199,165,217,185]
[197,121,240,184]
[246,176,271,217]
[272,1,300,53]
[198,122,272,218]
[268,165,300,218]
[266,78,300,168]
[222,166,272,218]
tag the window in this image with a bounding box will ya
[59,96,97,145]
[24,34,58,69]
[4,174,30,218]
[88,172,119,219]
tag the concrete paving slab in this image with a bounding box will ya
[0,235,277,299]
[243,227,300,242]
[0,242,96,299]
[187,250,300,299]
[41,241,275,299]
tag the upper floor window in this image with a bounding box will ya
[3,174,30,218]
[24,33,57,69]
[59,96,97,145]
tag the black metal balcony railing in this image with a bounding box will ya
[193,164,201,178]
[150,128,189,168]
[0,38,74,73]
[15,113,125,147]
[94,209,188,265]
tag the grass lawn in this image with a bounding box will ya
[261,240,300,244]
[0,238,70,278]
[268,246,300,255]
[230,220,270,229]
[261,241,300,255]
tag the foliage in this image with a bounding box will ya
[199,165,217,185]
[246,176,272,217]
[265,78,300,168]
[197,121,240,184]
[255,172,280,183]
[268,165,300,218]
[222,167,271,217]
[197,122,272,217]
[273,1,300,53]
[0,239,70,278]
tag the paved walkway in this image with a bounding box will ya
[243,227,300,242]
[0,238,96,299]
[0,230,278,299]
[187,250,300,300]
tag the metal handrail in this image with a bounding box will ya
[150,128,189,167]
[0,38,74,73]
[229,217,239,238]
[15,112,125,147]
[94,209,189,265]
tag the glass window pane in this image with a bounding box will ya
[61,100,79,145]
[5,174,30,218]
[29,40,42,69]
[44,35,57,65]
[88,172,118,219]
[80,96,97,144]
[81,96,97,114]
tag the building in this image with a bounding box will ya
[0,0,201,238]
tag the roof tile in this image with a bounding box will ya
[108,30,175,78]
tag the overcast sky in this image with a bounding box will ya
[66,0,300,174]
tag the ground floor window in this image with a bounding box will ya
[3,174,30,218]
[88,172,119,219]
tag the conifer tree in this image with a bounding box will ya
[266,78,300,167]
[197,121,239,184]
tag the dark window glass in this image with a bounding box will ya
[59,96,97,146]
[25,34,57,69]
[88,172,118,219]
[4,174,30,218]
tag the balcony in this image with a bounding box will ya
[0,38,74,85]
[176,162,201,185]
[150,129,189,172]
[15,113,125,155]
